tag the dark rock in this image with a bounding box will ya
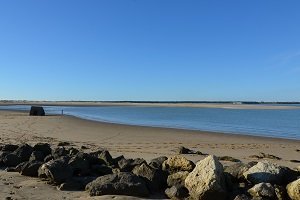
[85,172,149,197]
[81,145,88,150]
[67,147,79,156]
[224,163,252,182]
[29,106,45,116]
[3,153,22,167]
[68,152,90,176]
[132,163,166,193]
[178,146,193,154]
[20,161,43,177]
[90,164,112,176]
[29,151,45,162]
[149,156,168,169]
[58,141,71,146]
[233,194,251,200]
[274,185,289,200]
[13,144,33,162]
[249,152,281,160]
[38,157,73,184]
[118,158,147,172]
[90,150,113,165]
[165,185,189,200]
[52,147,68,159]
[248,183,275,199]
[5,167,18,172]
[57,177,96,191]
[218,156,241,162]
[33,143,52,156]
[0,144,19,152]
[44,155,54,162]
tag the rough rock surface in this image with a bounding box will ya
[38,157,73,184]
[243,161,284,184]
[248,183,275,199]
[167,171,189,187]
[165,185,189,199]
[85,172,149,197]
[184,155,227,200]
[162,155,195,173]
[287,178,300,200]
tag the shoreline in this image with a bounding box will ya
[0,110,299,168]
[1,101,300,110]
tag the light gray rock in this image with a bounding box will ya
[165,185,189,200]
[243,161,284,184]
[162,155,195,173]
[248,183,275,199]
[287,178,300,200]
[184,155,227,200]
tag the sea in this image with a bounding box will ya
[0,105,300,140]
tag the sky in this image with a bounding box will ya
[0,1,300,101]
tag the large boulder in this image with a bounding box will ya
[248,183,275,199]
[2,153,22,167]
[287,178,300,200]
[29,106,45,116]
[90,150,113,165]
[20,161,43,177]
[33,143,52,156]
[243,161,287,184]
[68,152,91,176]
[224,162,253,182]
[184,155,227,200]
[118,158,146,172]
[29,151,45,162]
[38,157,73,184]
[13,144,33,162]
[0,144,19,152]
[132,163,166,192]
[85,172,149,197]
[162,155,195,173]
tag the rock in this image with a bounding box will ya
[68,152,90,176]
[162,155,195,174]
[218,156,240,162]
[224,162,252,182]
[68,147,79,156]
[52,147,68,159]
[118,158,146,172]
[184,155,227,200]
[85,172,149,197]
[165,185,189,200]
[167,171,189,187]
[90,164,112,176]
[132,163,166,192]
[2,153,22,167]
[178,146,193,154]
[149,156,168,169]
[0,144,19,152]
[58,141,71,146]
[57,181,82,191]
[20,161,43,177]
[233,194,251,200]
[249,152,281,160]
[248,183,275,199]
[33,143,52,156]
[243,161,285,184]
[275,185,288,200]
[29,106,45,116]
[44,155,54,162]
[29,151,45,162]
[96,150,113,165]
[38,157,73,184]
[13,144,33,162]
[287,178,300,200]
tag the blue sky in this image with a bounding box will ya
[0,1,299,101]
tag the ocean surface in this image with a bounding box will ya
[1,105,300,140]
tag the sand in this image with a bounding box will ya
[0,110,299,199]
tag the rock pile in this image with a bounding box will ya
[0,143,299,199]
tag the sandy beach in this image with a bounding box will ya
[0,110,299,199]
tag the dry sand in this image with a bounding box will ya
[0,110,299,199]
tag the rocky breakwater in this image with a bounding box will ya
[0,143,299,199]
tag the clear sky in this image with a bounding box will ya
[0,1,299,101]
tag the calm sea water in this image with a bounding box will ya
[1,105,300,140]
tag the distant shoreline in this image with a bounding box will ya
[0,101,300,110]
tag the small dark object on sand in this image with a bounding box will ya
[249,152,281,160]
[218,156,241,162]
[58,142,71,146]
[29,106,45,116]
[290,159,300,163]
